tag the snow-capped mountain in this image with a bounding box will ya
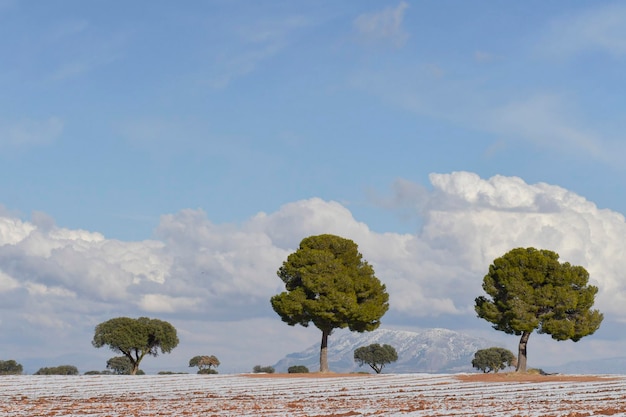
[273,328,495,373]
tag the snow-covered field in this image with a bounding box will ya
[1,373,625,416]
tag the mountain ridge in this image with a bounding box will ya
[273,328,495,373]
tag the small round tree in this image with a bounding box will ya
[353,343,398,374]
[471,347,516,373]
[107,356,136,375]
[0,360,23,375]
[189,355,220,374]
[92,317,179,375]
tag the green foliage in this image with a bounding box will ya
[287,365,309,373]
[253,365,275,373]
[34,365,79,375]
[189,355,220,373]
[84,370,114,375]
[271,234,389,372]
[471,347,516,373]
[0,359,23,375]
[353,343,398,374]
[92,317,179,375]
[106,356,135,375]
[158,371,188,375]
[475,247,603,372]
[197,368,218,374]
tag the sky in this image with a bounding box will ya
[1,0,626,374]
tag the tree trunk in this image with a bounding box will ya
[516,331,531,372]
[319,329,330,373]
[128,351,141,375]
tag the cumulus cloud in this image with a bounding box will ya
[2,171,626,369]
[2,171,625,322]
[0,222,170,311]
[354,2,409,48]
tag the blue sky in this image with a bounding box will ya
[1,1,626,373]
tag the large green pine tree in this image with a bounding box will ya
[271,234,389,373]
[475,247,603,372]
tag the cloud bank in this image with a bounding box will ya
[1,171,625,370]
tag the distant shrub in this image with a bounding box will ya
[35,365,79,375]
[253,365,275,374]
[287,365,309,374]
[84,370,113,375]
[158,371,189,375]
[198,368,218,374]
[0,359,23,375]
[527,368,549,375]
[472,347,516,373]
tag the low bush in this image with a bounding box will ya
[253,365,275,374]
[287,365,309,373]
[35,365,79,375]
[0,359,23,375]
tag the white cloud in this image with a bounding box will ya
[354,2,409,48]
[0,216,35,245]
[0,270,19,292]
[247,198,373,249]
[0,223,169,305]
[25,282,76,298]
[539,3,626,59]
[0,117,63,148]
[138,294,202,313]
[22,312,69,330]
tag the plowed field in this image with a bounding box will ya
[1,373,624,416]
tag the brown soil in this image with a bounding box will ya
[244,372,372,378]
[456,372,616,383]
[246,371,616,383]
